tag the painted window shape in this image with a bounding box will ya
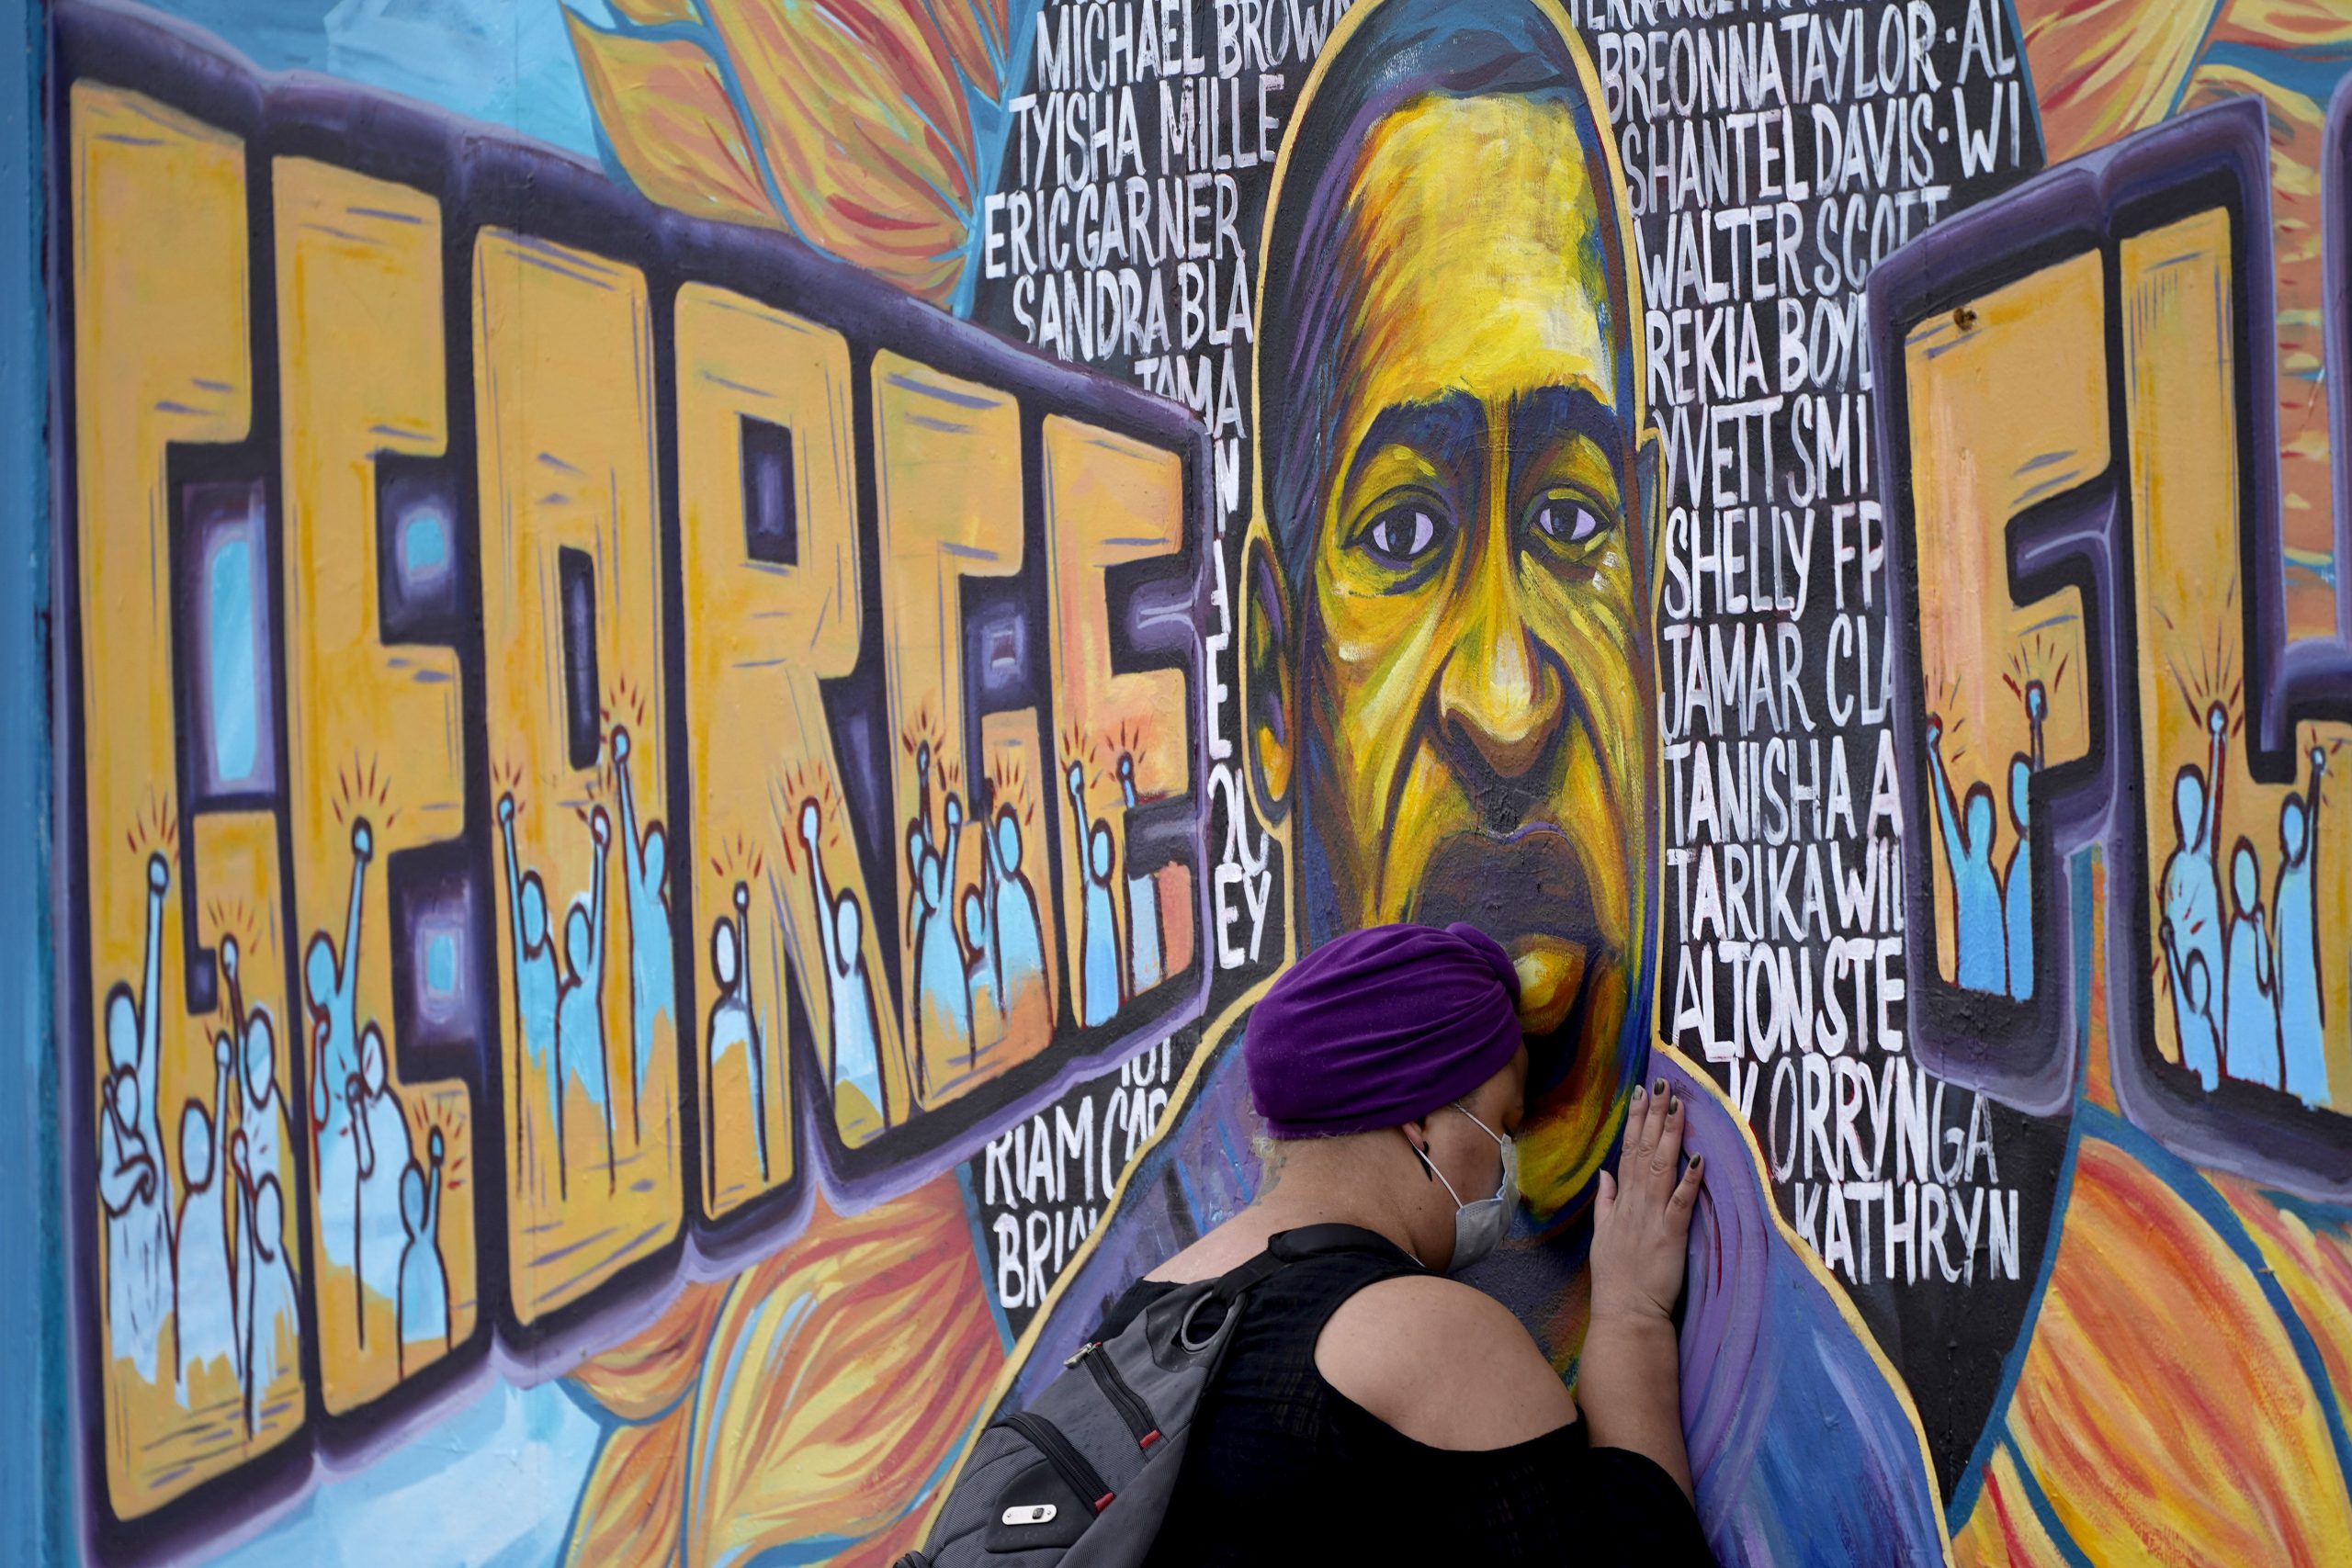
[186,479,277,802]
[741,415,797,567]
[560,546,601,772]
[376,455,466,639]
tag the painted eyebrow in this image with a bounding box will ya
[1335,382,1633,520]
[1506,383,1634,504]
[1336,393,1486,509]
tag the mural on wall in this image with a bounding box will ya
[39,0,2352,1562]
[52,6,1209,1555]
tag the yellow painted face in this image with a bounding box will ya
[1257,89,1655,1217]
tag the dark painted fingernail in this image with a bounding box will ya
[1653,1077,1667,1095]
[1669,1094,1680,1114]
[1633,1085,1645,1102]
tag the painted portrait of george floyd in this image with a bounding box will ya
[996,0,1948,1559]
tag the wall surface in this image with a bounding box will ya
[6,0,63,1559]
[27,0,2352,1562]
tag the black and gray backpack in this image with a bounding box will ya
[899,1225,1381,1566]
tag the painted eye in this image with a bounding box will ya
[1360,504,1448,570]
[1532,497,1607,549]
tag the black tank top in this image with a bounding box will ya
[1092,1225,1714,1566]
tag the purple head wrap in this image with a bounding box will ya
[1246,922,1523,1138]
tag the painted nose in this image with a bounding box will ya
[1436,541,1563,784]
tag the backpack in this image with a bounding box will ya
[898,1225,1393,1567]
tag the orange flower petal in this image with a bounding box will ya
[565,11,782,229]
[2004,1136,2352,1562]
[563,1415,690,1568]
[566,1178,1002,1563]
[2213,0,2352,49]
[705,0,978,301]
[681,1179,1004,1562]
[2175,60,2335,638]
[606,0,706,24]
[2212,1171,2352,1453]
[568,1275,731,1423]
[924,0,1012,103]
[2014,0,2222,161]
[1952,1442,2079,1567]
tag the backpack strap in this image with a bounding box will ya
[1267,1223,1422,1269]
[1189,1224,1420,1315]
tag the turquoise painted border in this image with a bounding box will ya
[1999,1437,2098,1568]
[0,0,62,1560]
[955,1158,1020,1355]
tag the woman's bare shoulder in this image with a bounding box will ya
[1141,1215,1285,1284]
[1315,1276,1578,1450]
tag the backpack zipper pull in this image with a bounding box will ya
[1063,1341,1098,1369]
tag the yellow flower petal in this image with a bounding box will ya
[565,11,781,229]
[2014,0,2223,161]
[563,1416,689,1568]
[923,0,1012,102]
[564,1178,1002,1562]
[2214,0,2352,49]
[569,1275,731,1423]
[705,0,978,301]
[2003,1137,2352,1562]
[2175,61,2335,638]
[683,1179,1003,1562]
[607,0,706,24]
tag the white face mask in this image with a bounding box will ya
[1412,1102,1519,1271]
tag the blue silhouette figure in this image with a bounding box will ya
[310,818,377,1342]
[230,1011,291,1419]
[1116,755,1163,993]
[497,793,560,1190]
[220,930,298,1422]
[2001,682,2045,1002]
[2161,706,2230,1081]
[1086,825,1124,1018]
[220,938,288,1217]
[349,1025,413,1334]
[397,1128,450,1377]
[963,884,1001,1042]
[706,881,767,1185]
[318,1057,370,1343]
[2002,757,2034,1000]
[2278,749,2329,1103]
[905,830,930,1102]
[2162,920,2222,1089]
[101,852,174,1382]
[556,807,617,1194]
[1925,717,2006,993]
[1069,760,1125,1027]
[910,778,975,1088]
[307,819,371,1155]
[172,1045,238,1400]
[2223,840,2282,1089]
[988,807,1050,1027]
[610,728,674,1149]
[217,934,288,1422]
[800,801,886,1127]
[229,1142,297,1435]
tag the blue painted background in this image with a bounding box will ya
[1,0,61,1558]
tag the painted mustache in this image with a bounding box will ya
[1406,823,1606,960]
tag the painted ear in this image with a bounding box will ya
[1243,528,1295,825]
